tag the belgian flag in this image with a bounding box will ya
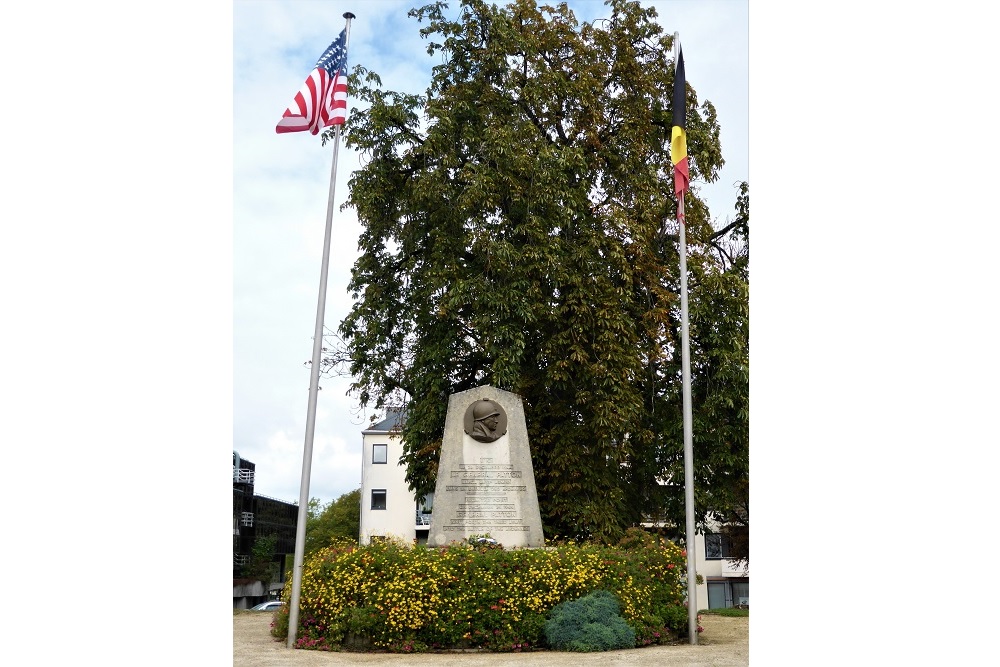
[671,46,689,198]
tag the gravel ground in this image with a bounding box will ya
[233,611,748,667]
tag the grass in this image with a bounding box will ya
[699,608,749,618]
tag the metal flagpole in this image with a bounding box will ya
[286,11,355,650]
[675,32,698,645]
[680,193,699,644]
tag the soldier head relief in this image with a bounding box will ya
[465,398,506,443]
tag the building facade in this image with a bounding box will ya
[358,410,433,545]
[693,520,749,610]
[233,451,298,608]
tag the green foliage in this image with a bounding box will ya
[334,0,747,543]
[659,603,690,631]
[700,607,749,617]
[270,602,290,639]
[276,537,687,652]
[305,490,361,555]
[243,534,277,583]
[544,590,635,652]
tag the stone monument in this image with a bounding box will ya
[427,385,545,548]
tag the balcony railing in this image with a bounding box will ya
[234,468,255,484]
[721,559,749,577]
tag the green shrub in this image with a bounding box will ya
[544,590,636,652]
[269,602,289,639]
[660,603,689,632]
[275,534,687,651]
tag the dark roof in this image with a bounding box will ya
[365,408,407,433]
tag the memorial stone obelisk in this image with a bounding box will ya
[427,385,544,548]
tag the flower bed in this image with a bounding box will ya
[271,529,691,652]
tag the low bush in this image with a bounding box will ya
[273,528,689,652]
[543,589,636,652]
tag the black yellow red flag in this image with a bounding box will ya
[671,47,689,198]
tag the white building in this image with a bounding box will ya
[694,519,749,610]
[358,409,433,545]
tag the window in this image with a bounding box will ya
[371,489,387,510]
[705,533,722,559]
[372,444,387,464]
[731,580,749,607]
[704,532,732,559]
[706,578,749,609]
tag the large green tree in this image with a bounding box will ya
[331,0,747,543]
[305,490,362,554]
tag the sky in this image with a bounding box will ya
[233,0,750,509]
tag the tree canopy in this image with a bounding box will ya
[305,490,362,554]
[331,0,747,543]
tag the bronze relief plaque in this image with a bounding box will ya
[463,398,508,443]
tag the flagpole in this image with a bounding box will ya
[680,193,698,644]
[286,11,355,650]
[674,32,698,645]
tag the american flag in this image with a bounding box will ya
[276,30,348,135]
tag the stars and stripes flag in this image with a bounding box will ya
[671,45,689,198]
[276,29,349,135]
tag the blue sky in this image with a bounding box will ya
[233,0,749,508]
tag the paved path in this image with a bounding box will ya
[233,612,748,667]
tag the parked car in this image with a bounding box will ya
[250,600,284,611]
